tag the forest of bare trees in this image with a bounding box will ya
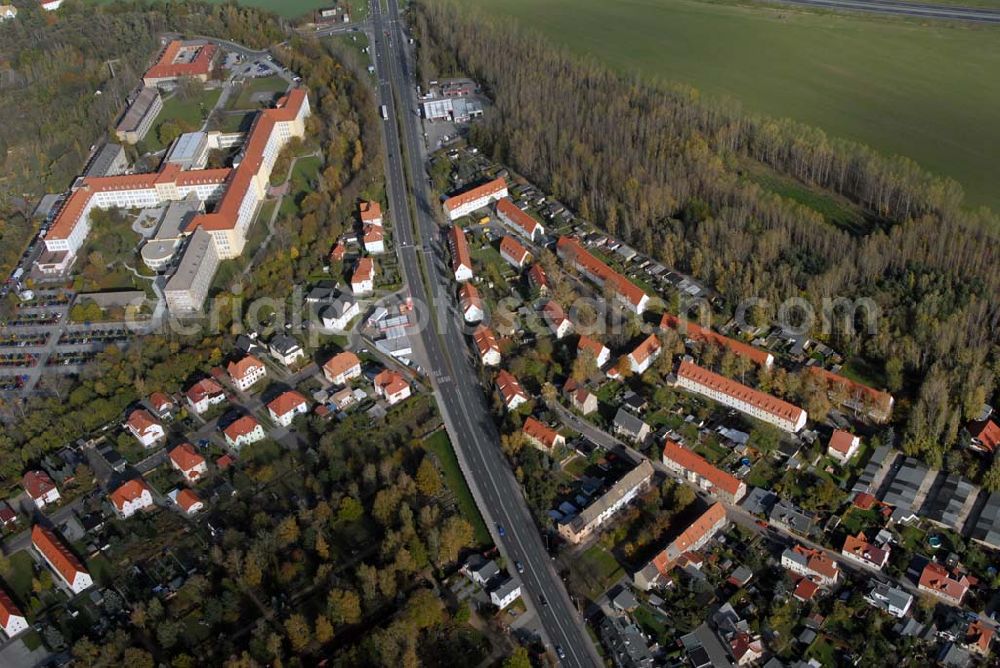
[412,0,999,470]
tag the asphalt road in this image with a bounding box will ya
[369,0,601,664]
[767,0,1000,23]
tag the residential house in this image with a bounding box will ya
[267,390,309,427]
[459,283,485,323]
[808,366,894,423]
[627,334,662,375]
[613,408,651,444]
[489,577,522,610]
[865,582,913,618]
[269,335,304,367]
[0,588,28,638]
[351,257,375,295]
[23,471,60,508]
[542,300,572,339]
[125,408,165,448]
[496,370,528,411]
[168,443,207,482]
[965,620,993,657]
[496,197,543,242]
[31,525,92,594]
[577,335,611,368]
[473,325,501,367]
[768,498,817,536]
[362,224,385,254]
[781,544,839,587]
[463,556,500,586]
[522,417,565,452]
[223,416,266,450]
[321,295,360,331]
[329,241,346,264]
[634,503,727,590]
[185,378,226,415]
[359,200,383,226]
[110,478,155,518]
[841,532,889,570]
[918,562,970,605]
[969,419,1000,454]
[559,460,654,544]
[527,263,549,294]
[442,177,508,221]
[171,488,204,515]
[373,369,411,406]
[662,439,747,504]
[661,313,774,369]
[448,225,474,282]
[828,430,861,464]
[565,380,598,415]
[322,350,361,385]
[499,236,531,269]
[676,360,807,433]
[730,633,764,666]
[227,355,267,391]
[0,6,18,21]
[0,502,17,528]
[556,236,649,314]
[148,392,175,419]
[600,615,655,668]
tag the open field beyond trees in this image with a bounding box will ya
[453,0,1000,211]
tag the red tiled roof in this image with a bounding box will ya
[630,334,661,365]
[186,378,224,404]
[0,587,23,629]
[227,354,264,382]
[671,503,725,557]
[499,236,530,264]
[110,478,153,512]
[556,236,647,308]
[791,544,839,579]
[267,390,307,418]
[853,492,877,510]
[662,439,742,497]
[527,263,549,289]
[808,366,894,415]
[176,488,202,513]
[794,578,819,600]
[496,198,542,237]
[678,360,806,425]
[374,369,409,396]
[842,532,888,567]
[168,442,205,474]
[443,177,507,213]
[496,370,527,405]
[473,325,499,357]
[363,224,384,243]
[359,200,382,222]
[459,282,483,312]
[970,420,1000,453]
[223,415,261,441]
[216,453,235,470]
[352,257,374,283]
[967,620,993,653]
[149,391,173,411]
[23,471,56,499]
[323,351,361,379]
[523,417,560,449]
[829,430,858,454]
[126,408,161,434]
[577,335,607,360]
[144,40,217,80]
[329,241,346,262]
[542,300,568,326]
[31,525,87,585]
[448,225,472,273]
[919,562,970,602]
[660,314,772,367]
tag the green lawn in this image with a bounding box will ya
[4,551,36,602]
[279,155,324,216]
[140,87,222,153]
[458,0,1000,211]
[229,76,289,111]
[423,430,492,546]
[567,544,624,600]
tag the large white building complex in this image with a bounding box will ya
[676,360,808,432]
[39,88,311,312]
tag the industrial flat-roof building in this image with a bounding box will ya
[82,143,128,179]
[115,87,163,144]
[165,131,210,170]
[164,228,219,313]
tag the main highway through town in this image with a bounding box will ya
[368,0,602,664]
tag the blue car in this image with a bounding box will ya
[497,524,505,538]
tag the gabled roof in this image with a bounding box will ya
[227,354,264,382]
[788,544,838,579]
[829,430,859,454]
[363,224,384,243]
[556,236,647,308]
[663,439,742,496]
[970,419,1000,453]
[359,200,382,222]
[807,366,894,414]
[149,391,174,410]
[661,313,773,367]
[496,197,542,237]
[459,282,483,312]
[126,408,161,435]
[496,370,527,406]
[352,257,374,283]
[629,334,661,365]
[499,235,530,264]
[374,369,409,396]
[186,378,224,404]
[473,325,500,356]
[966,620,993,653]
[919,562,970,601]
[443,177,507,213]
[329,241,346,262]
[542,300,569,327]
[678,360,806,425]
[168,442,205,473]
[31,525,87,584]
[577,335,608,360]
[448,225,472,273]
[176,488,202,513]
[523,417,561,449]
[144,40,217,80]
[0,587,23,628]
[110,478,153,511]
[527,263,549,289]
[267,390,308,418]
[223,415,262,441]
[323,351,361,378]
[23,470,57,499]
[842,532,888,567]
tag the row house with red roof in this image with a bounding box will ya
[496,198,544,242]
[556,236,649,315]
[374,369,411,406]
[442,177,508,221]
[186,378,227,415]
[807,366,894,423]
[32,525,92,595]
[522,417,565,452]
[223,415,266,450]
[459,283,485,323]
[634,503,727,590]
[168,443,207,483]
[662,439,747,504]
[125,408,165,448]
[23,471,60,508]
[676,360,808,433]
[0,588,28,638]
[496,370,528,411]
[661,314,774,369]
[267,390,309,427]
[474,325,501,367]
[227,354,267,392]
[110,479,155,519]
[448,225,474,282]
[781,544,839,587]
[499,236,531,270]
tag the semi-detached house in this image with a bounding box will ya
[448,225,474,282]
[110,478,155,518]
[496,370,528,411]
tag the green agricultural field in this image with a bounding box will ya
[455,0,1000,210]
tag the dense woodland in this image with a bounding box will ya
[413,0,1000,471]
